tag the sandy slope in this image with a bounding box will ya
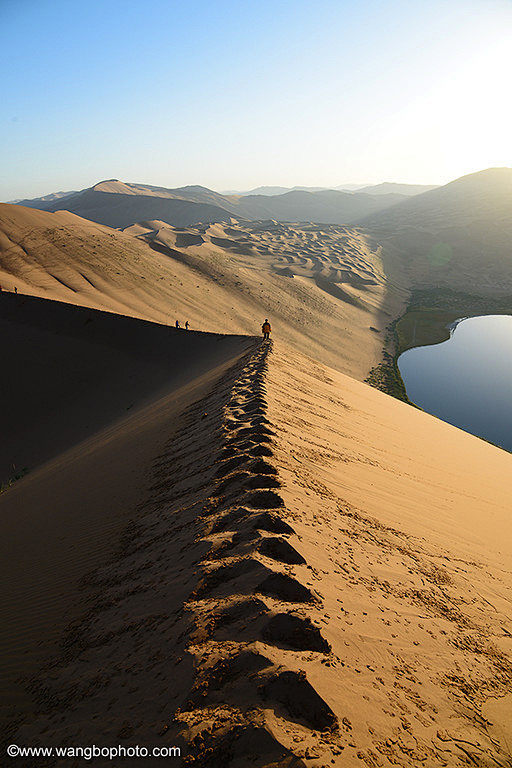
[0,292,255,484]
[0,203,404,379]
[0,202,235,327]
[0,298,258,740]
[3,336,511,767]
[127,217,403,379]
[2,196,511,766]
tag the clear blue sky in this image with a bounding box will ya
[1,0,511,200]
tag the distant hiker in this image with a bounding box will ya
[175,320,180,329]
[262,319,271,340]
[185,320,189,330]
[14,287,17,294]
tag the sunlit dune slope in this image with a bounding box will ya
[125,217,405,378]
[3,339,511,766]
[0,203,405,379]
[0,202,234,325]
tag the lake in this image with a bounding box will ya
[398,314,512,452]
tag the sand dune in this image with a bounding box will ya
[127,217,403,379]
[2,327,512,766]
[1,190,512,766]
[0,296,257,740]
[1,203,403,380]
[0,292,255,484]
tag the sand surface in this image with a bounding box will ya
[0,292,255,483]
[1,200,511,767]
[2,329,511,766]
[0,296,257,738]
[1,203,405,379]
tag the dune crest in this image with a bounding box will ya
[4,338,511,766]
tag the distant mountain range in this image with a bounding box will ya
[223,183,437,196]
[12,179,437,230]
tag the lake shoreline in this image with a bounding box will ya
[399,314,512,453]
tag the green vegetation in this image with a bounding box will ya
[364,321,416,404]
[0,467,28,494]
[365,287,512,401]
[397,288,512,353]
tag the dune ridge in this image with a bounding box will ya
[1,204,401,381]
[5,338,512,766]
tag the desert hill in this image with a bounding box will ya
[0,202,236,325]
[11,189,78,206]
[1,179,512,764]
[233,188,407,225]
[19,179,409,228]
[0,292,255,485]
[34,186,234,230]
[0,293,257,736]
[15,168,512,303]
[227,184,368,196]
[362,167,512,294]
[1,330,511,766]
[232,185,332,196]
[0,203,402,379]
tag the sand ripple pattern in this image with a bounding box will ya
[175,341,342,766]
[9,341,340,767]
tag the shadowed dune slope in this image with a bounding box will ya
[0,292,256,484]
[2,339,511,766]
[42,188,235,229]
[0,296,257,737]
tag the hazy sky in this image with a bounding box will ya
[1,0,511,200]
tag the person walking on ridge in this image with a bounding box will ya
[262,318,271,340]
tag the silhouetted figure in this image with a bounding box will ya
[185,321,189,330]
[14,287,17,294]
[175,320,180,329]
[262,319,271,340]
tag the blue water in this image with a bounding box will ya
[398,315,512,452]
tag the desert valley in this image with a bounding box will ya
[1,169,512,767]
